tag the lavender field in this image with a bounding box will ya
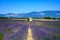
[0,19,60,40]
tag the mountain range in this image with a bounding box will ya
[0,11,60,18]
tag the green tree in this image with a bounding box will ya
[52,18,56,19]
[44,17,51,19]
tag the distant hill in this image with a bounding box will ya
[0,11,60,18]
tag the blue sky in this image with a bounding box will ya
[0,0,60,14]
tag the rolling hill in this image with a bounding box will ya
[0,11,60,18]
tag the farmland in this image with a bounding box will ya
[0,19,60,40]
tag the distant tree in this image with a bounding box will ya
[52,18,56,19]
[44,17,51,19]
[0,17,8,19]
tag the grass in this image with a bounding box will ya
[0,32,4,40]
[55,34,60,38]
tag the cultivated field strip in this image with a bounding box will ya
[0,19,60,40]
